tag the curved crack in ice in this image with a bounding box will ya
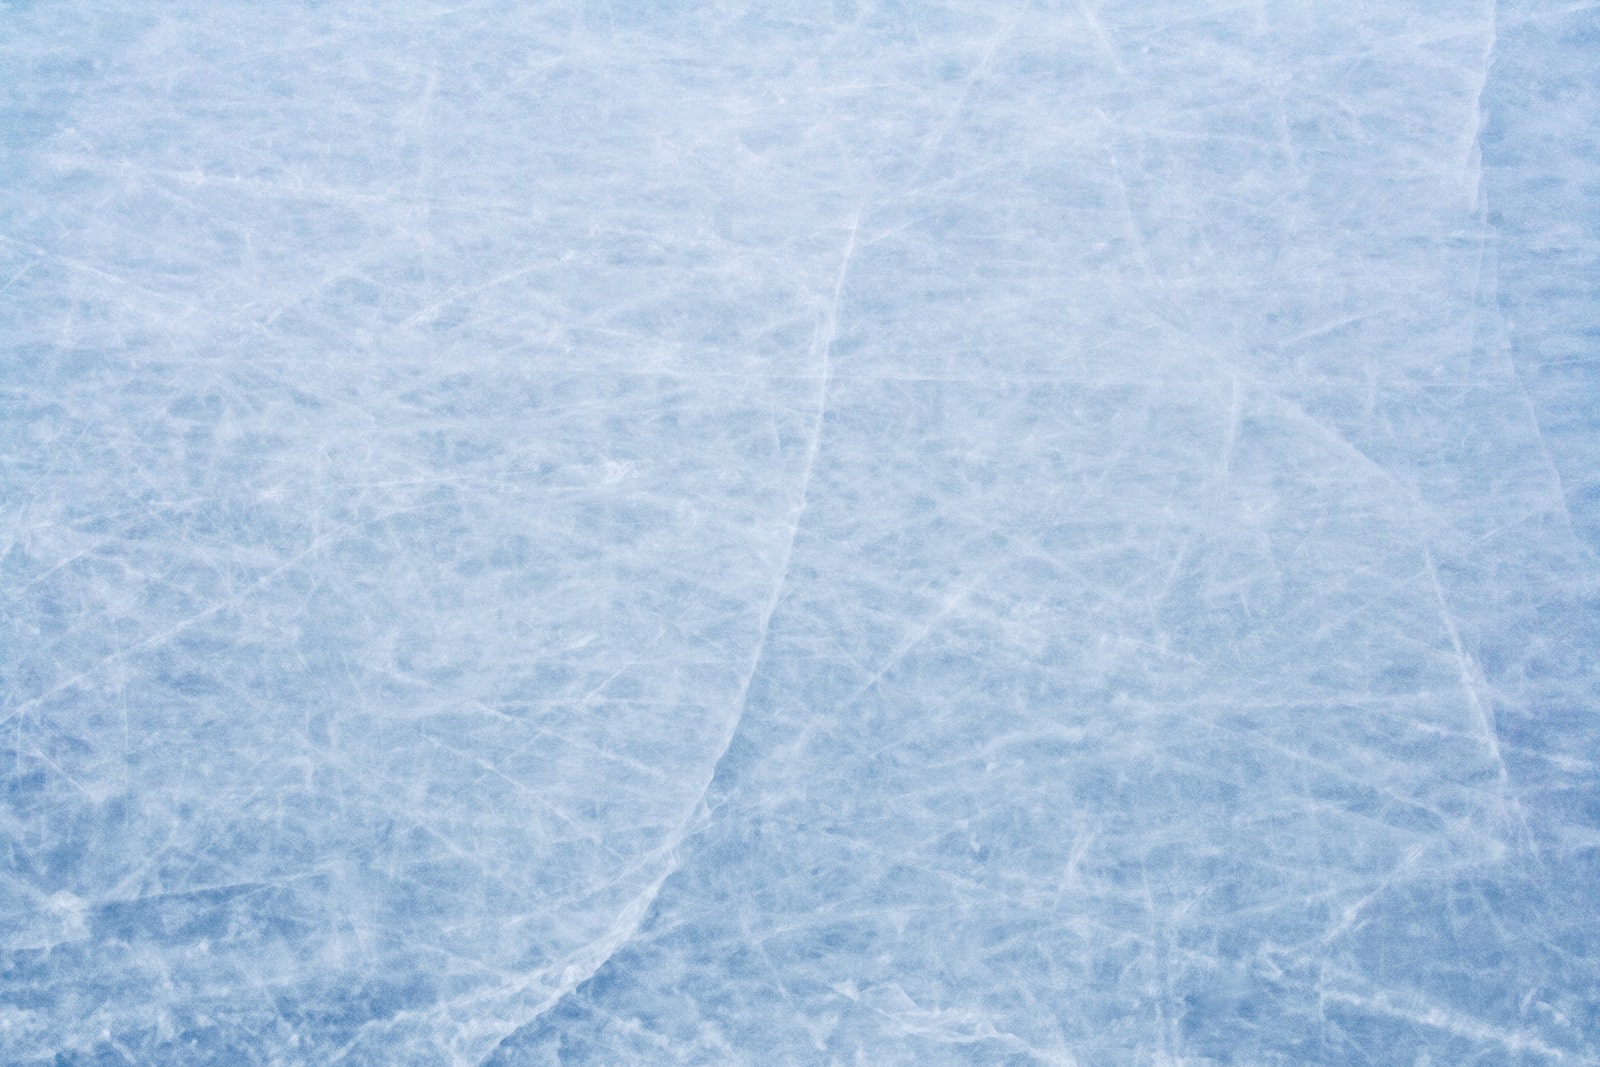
[456,212,865,1064]
[1459,0,1497,212]
[697,209,859,802]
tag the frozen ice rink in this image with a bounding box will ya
[4,1,1597,1063]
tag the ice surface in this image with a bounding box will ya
[3,1,1597,1064]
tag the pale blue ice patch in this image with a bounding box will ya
[3,2,1596,1064]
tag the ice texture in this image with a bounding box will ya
[3,1,1597,1064]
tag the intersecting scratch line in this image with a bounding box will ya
[1422,544,1536,854]
[919,20,1016,163]
[2,525,350,729]
[1320,982,1568,1061]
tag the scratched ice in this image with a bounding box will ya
[3,2,1597,1064]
